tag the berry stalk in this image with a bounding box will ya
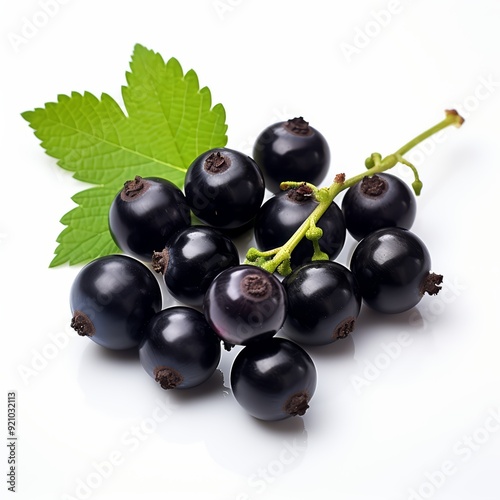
[245,109,464,275]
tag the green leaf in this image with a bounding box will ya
[22,44,228,266]
[50,186,120,267]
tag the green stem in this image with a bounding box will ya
[245,109,464,275]
[395,109,464,157]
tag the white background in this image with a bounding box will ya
[1,1,500,499]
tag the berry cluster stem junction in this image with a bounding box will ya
[245,110,464,276]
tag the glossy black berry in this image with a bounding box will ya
[204,265,287,348]
[152,226,240,307]
[341,173,416,241]
[350,227,443,314]
[254,184,346,268]
[70,255,162,350]
[183,148,265,230]
[281,261,361,345]
[230,337,317,421]
[253,117,330,193]
[139,307,221,390]
[109,176,191,261]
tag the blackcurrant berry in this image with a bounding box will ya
[139,307,221,390]
[341,173,416,241]
[281,261,361,345]
[350,227,443,314]
[183,148,265,230]
[204,265,287,348]
[230,337,317,421]
[152,226,240,307]
[254,184,346,268]
[70,255,162,350]
[109,176,191,261]
[253,117,330,193]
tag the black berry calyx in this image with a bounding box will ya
[361,175,387,197]
[287,183,314,203]
[121,176,150,202]
[151,249,169,274]
[223,341,235,352]
[70,311,95,337]
[421,272,444,296]
[284,391,310,417]
[284,117,313,137]
[241,274,272,301]
[204,152,231,174]
[334,317,356,340]
[335,173,346,185]
[154,366,183,390]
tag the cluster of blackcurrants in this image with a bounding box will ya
[70,117,442,421]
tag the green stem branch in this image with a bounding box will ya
[245,109,464,275]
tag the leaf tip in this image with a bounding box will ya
[132,42,148,54]
[49,252,65,268]
[21,109,33,122]
[131,43,162,65]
